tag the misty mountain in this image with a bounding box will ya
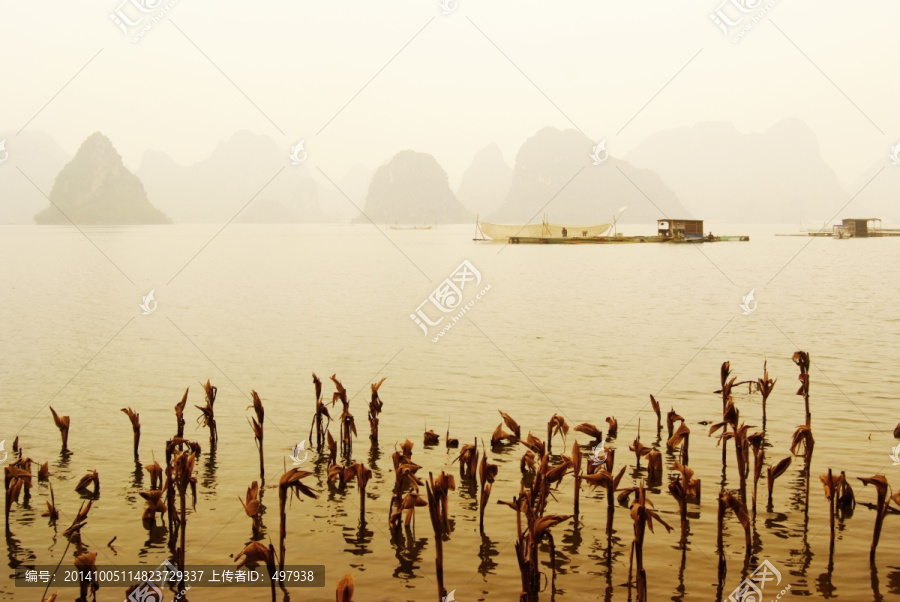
[237,178,328,223]
[34,132,169,225]
[317,163,373,223]
[457,144,513,217]
[625,119,849,224]
[0,131,70,224]
[490,127,691,225]
[356,150,471,224]
[138,130,333,223]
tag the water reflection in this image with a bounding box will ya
[56,449,73,471]
[201,441,218,490]
[672,547,687,602]
[137,522,168,558]
[881,564,900,598]
[342,517,373,557]
[458,477,478,513]
[368,444,382,474]
[131,460,144,490]
[477,532,499,577]
[815,553,836,598]
[561,520,582,557]
[6,530,36,571]
[871,564,884,602]
[390,525,427,580]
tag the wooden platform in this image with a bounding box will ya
[507,235,749,245]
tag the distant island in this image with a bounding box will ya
[355,150,471,224]
[34,132,170,225]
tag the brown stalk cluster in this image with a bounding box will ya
[626,484,672,601]
[309,373,331,449]
[195,380,218,443]
[821,469,855,552]
[170,448,198,591]
[238,480,262,537]
[368,378,386,443]
[389,440,426,532]
[492,411,521,446]
[546,414,569,454]
[331,375,356,456]
[5,455,34,529]
[667,461,700,547]
[454,439,478,480]
[499,443,572,602]
[426,471,456,600]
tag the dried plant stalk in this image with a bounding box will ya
[649,395,662,434]
[858,475,892,563]
[234,541,277,600]
[479,453,498,533]
[174,387,188,439]
[368,378,386,443]
[547,414,569,455]
[331,375,356,456]
[121,407,141,459]
[309,373,331,449]
[249,390,265,479]
[49,407,70,451]
[195,380,218,443]
[767,456,792,509]
[278,468,318,572]
[757,361,776,425]
[792,351,811,426]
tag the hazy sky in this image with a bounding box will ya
[1,1,897,189]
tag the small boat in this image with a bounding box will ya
[388,225,434,230]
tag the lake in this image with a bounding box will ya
[2,223,899,601]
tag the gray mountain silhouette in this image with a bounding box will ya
[457,143,513,217]
[626,119,849,223]
[356,150,471,224]
[490,127,690,225]
[34,132,169,225]
[138,130,333,223]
